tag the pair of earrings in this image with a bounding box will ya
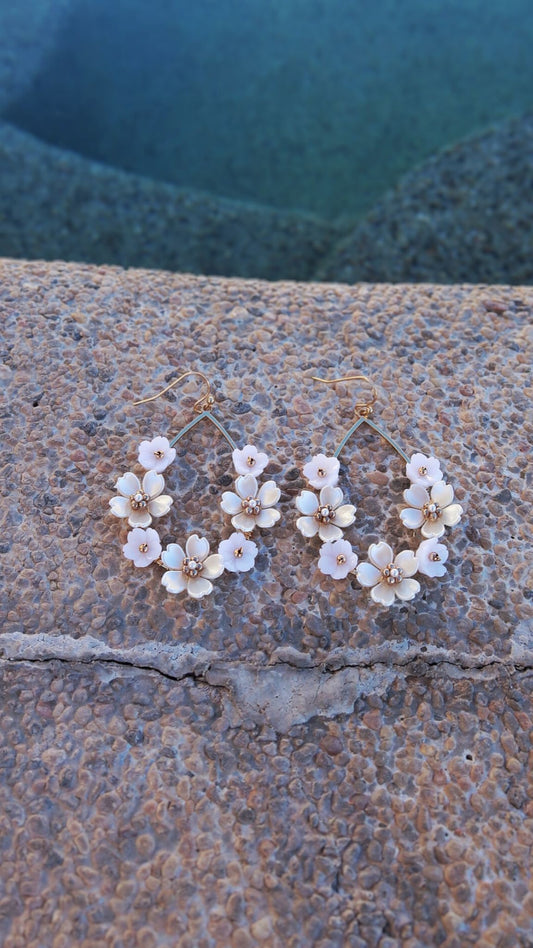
[109,371,463,605]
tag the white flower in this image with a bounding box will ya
[221,474,281,533]
[406,452,443,488]
[123,527,162,568]
[318,539,358,580]
[356,542,420,606]
[109,470,173,527]
[296,485,356,542]
[161,535,224,599]
[400,480,463,539]
[138,436,176,473]
[232,444,269,477]
[302,454,340,489]
[416,538,449,578]
[218,532,258,573]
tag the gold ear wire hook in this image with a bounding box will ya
[133,370,215,414]
[311,373,377,418]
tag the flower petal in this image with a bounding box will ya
[221,491,243,515]
[162,570,187,594]
[320,485,343,508]
[187,577,214,599]
[127,509,152,528]
[186,535,210,560]
[406,453,442,486]
[403,485,429,509]
[232,445,269,476]
[371,583,395,606]
[295,491,319,515]
[148,494,173,517]
[318,523,343,542]
[395,578,420,601]
[162,543,185,569]
[368,542,394,569]
[421,520,445,539]
[395,550,419,577]
[138,437,176,473]
[142,470,165,498]
[303,454,340,489]
[333,504,356,527]
[442,504,463,527]
[202,554,224,579]
[232,512,258,532]
[109,496,130,518]
[297,516,319,538]
[258,480,280,507]
[235,474,258,500]
[356,562,381,587]
[218,534,258,573]
[400,507,425,530]
[116,472,140,497]
[431,481,454,507]
[256,508,281,528]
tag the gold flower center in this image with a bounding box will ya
[316,504,335,524]
[418,465,428,476]
[422,502,441,522]
[317,468,326,477]
[430,552,441,561]
[234,547,244,558]
[138,542,149,553]
[247,456,256,467]
[182,556,203,578]
[154,449,165,459]
[336,554,346,565]
[382,563,404,585]
[130,491,150,509]
[242,496,261,516]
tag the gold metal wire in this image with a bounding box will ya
[133,370,214,414]
[311,373,377,418]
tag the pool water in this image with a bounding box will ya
[5,0,533,220]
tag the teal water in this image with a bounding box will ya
[4,0,533,219]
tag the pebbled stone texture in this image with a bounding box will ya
[0,258,532,945]
[0,662,531,948]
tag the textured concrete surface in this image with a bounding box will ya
[0,122,341,282]
[0,259,532,946]
[318,113,533,285]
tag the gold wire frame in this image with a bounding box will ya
[311,374,410,464]
[133,370,237,452]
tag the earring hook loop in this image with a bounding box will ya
[311,373,377,418]
[133,370,215,414]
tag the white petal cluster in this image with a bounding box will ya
[296,486,356,542]
[401,481,463,538]
[356,542,420,606]
[161,534,224,599]
[221,473,281,533]
[232,444,269,477]
[110,470,173,527]
[138,436,176,473]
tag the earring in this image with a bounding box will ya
[109,371,281,600]
[295,374,463,607]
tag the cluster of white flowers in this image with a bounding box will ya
[296,451,463,607]
[110,438,279,600]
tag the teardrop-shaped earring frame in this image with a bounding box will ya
[109,371,281,600]
[295,374,464,607]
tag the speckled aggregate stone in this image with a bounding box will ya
[0,258,532,945]
[1,258,531,660]
[0,662,532,948]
